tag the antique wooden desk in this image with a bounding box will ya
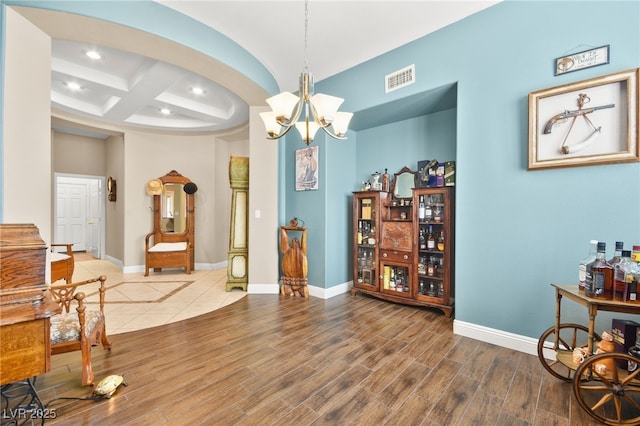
[1,224,61,422]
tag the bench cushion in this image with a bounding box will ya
[51,252,71,262]
[148,242,187,252]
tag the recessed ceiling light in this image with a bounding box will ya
[190,87,205,95]
[85,50,101,60]
[66,82,81,91]
[160,108,172,115]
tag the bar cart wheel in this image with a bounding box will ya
[537,323,601,382]
[573,352,640,425]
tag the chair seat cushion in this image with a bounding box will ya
[148,242,187,252]
[51,252,71,262]
[50,311,104,344]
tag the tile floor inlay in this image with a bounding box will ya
[65,256,247,335]
[86,280,195,303]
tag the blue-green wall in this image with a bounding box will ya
[293,0,640,339]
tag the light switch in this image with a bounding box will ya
[255,209,261,219]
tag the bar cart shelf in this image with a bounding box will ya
[537,284,640,425]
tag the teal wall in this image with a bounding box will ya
[293,0,640,339]
[1,0,639,341]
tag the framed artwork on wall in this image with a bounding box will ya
[528,68,639,170]
[296,146,319,191]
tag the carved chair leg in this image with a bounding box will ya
[80,341,94,387]
[100,329,112,351]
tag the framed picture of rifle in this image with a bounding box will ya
[528,68,639,170]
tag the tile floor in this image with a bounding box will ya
[64,257,246,335]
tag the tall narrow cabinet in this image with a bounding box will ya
[351,187,454,317]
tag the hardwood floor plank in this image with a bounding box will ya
[24,294,610,425]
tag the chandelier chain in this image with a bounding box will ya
[304,0,309,73]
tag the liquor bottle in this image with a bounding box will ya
[357,221,363,245]
[425,196,432,222]
[389,267,396,290]
[427,225,435,250]
[614,250,638,301]
[382,168,390,192]
[437,231,445,251]
[585,242,613,299]
[427,257,435,277]
[418,256,426,275]
[609,241,624,266]
[419,229,426,250]
[367,224,376,246]
[633,245,640,264]
[433,203,442,222]
[579,240,598,292]
[418,196,425,222]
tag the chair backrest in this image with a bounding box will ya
[50,276,107,314]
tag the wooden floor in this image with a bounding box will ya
[34,293,603,425]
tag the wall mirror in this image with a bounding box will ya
[161,183,186,233]
[392,167,416,199]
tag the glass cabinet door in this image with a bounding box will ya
[380,261,413,298]
[354,193,379,291]
[415,189,450,304]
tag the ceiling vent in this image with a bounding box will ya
[385,65,415,93]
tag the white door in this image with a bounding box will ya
[87,180,102,258]
[55,181,87,251]
[54,175,105,257]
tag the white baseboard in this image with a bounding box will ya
[453,319,539,356]
[248,283,280,294]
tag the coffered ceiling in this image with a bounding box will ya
[45,1,501,137]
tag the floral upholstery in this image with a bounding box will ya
[50,311,104,345]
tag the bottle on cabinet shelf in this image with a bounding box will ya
[427,226,435,250]
[437,231,445,251]
[425,196,433,222]
[418,196,425,222]
[579,240,598,292]
[357,221,363,245]
[585,242,613,299]
[419,229,426,250]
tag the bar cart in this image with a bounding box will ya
[537,284,640,425]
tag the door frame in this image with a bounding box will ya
[53,173,106,259]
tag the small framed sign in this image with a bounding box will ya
[555,45,610,76]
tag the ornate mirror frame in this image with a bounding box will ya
[150,170,196,270]
[392,166,417,200]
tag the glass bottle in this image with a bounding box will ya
[609,241,624,266]
[437,231,445,251]
[382,168,390,192]
[419,229,426,250]
[357,221,363,245]
[425,196,432,222]
[632,245,640,264]
[432,203,442,222]
[427,225,435,250]
[579,240,598,292]
[585,242,613,299]
[614,250,638,302]
[418,195,425,222]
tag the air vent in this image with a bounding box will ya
[385,65,415,93]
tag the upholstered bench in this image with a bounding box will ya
[144,237,191,276]
[50,243,74,283]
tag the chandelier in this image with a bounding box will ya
[259,0,352,145]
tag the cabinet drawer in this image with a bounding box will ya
[380,250,412,263]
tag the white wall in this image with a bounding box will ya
[2,8,52,241]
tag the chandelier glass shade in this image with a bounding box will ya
[259,1,352,145]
